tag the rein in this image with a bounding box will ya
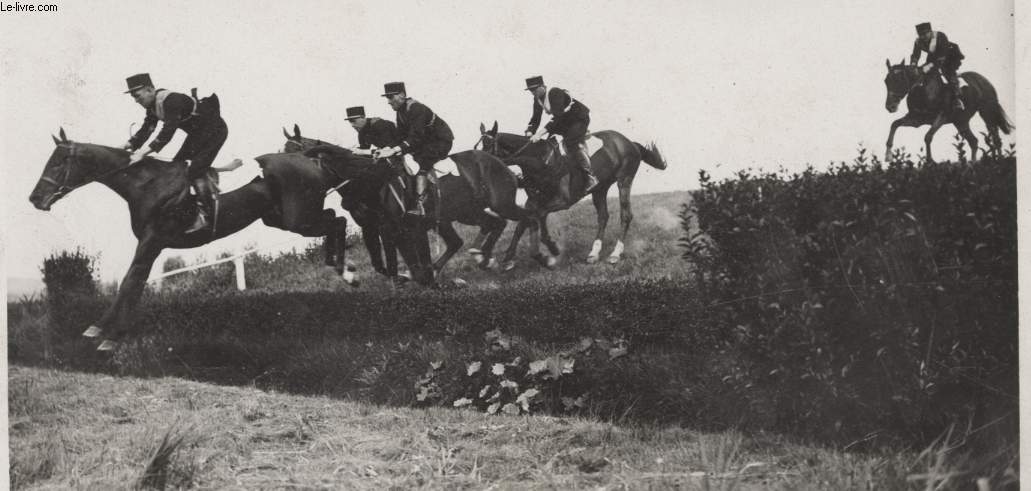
[42,143,129,197]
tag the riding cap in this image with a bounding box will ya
[525,76,544,90]
[124,73,154,93]
[345,106,366,120]
[382,82,406,97]
[915,22,932,34]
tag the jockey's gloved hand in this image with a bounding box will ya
[377,146,401,158]
[122,141,134,151]
[921,64,933,74]
[530,131,549,143]
[129,148,151,164]
[524,130,533,138]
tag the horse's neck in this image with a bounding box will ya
[87,146,184,205]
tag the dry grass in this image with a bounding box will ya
[12,365,1000,490]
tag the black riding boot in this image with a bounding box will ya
[946,71,965,112]
[407,173,429,217]
[186,177,214,233]
[573,143,599,193]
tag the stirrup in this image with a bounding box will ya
[583,176,600,193]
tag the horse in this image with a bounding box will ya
[28,129,408,351]
[283,124,532,276]
[476,122,666,268]
[883,59,1013,163]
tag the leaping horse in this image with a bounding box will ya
[27,129,426,351]
[883,59,1013,163]
[284,125,532,277]
[476,122,666,269]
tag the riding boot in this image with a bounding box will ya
[185,177,213,233]
[574,143,599,193]
[946,71,965,112]
[407,173,429,217]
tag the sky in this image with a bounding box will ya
[0,0,1020,282]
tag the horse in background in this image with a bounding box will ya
[883,59,1013,163]
[28,129,363,351]
[476,122,666,269]
[284,124,532,277]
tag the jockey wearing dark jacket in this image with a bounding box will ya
[345,106,402,150]
[524,76,598,194]
[124,73,226,233]
[380,82,454,216]
[910,22,965,112]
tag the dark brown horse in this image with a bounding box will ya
[284,125,531,276]
[28,129,385,351]
[476,122,666,269]
[884,60,1013,162]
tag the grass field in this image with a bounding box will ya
[8,187,1018,489]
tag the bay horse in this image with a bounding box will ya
[476,122,666,268]
[883,59,1013,163]
[283,125,531,276]
[27,129,417,351]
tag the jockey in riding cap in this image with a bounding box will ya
[910,22,965,112]
[342,106,402,220]
[346,105,401,154]
[524,76,599,195]
[378,82,454,216]
[123,73,227,233]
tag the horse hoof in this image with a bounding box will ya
[501,261,516,272]
[546,256,558,268]
[97,340,118,351]
[586,255,600,264]
[83,325,103,338]
[606,255,621,265]
[452,278,468,288]
[467,248,483,256]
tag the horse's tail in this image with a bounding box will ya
[634,142,667,170]
[980,97,1014,135]
[965,72,1013,135]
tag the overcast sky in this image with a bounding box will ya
[1,0,1019,281]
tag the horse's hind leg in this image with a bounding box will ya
[476,216,507,269]
[586,187,611,264]
[608,180,634,264]
[535,214,559,268]
[89,235,163,350]
[432,221,464,274]
[954,118,979,161]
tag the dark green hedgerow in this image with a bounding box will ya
[680,152,1017,456]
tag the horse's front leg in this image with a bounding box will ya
[609,183,633,265]
[85,234,164,351]
[501,217,532,272]
[534,214,559,268]
[885,114,921,161]
[923,113,948,164]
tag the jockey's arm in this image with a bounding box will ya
[909,39,924,66]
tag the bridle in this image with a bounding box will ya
[40,143,127,202]
[886,65,920,103]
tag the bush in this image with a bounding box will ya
[680,152,1017,446]
[41,248,98,301]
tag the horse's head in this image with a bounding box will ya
[29,128,109,211]
[475,121,501,154]
[475,122,533,158]
[884,58,918,113]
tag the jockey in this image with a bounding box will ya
[524,76,599,194]
[123,73,227,233]
[910,22,965,112]
[345,105,401,154]
[378,82,454,216]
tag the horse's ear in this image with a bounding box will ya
[283,127,291,139]
[900,58,905,66]
[886,58,891,69]
[293,124,301,138]
[490,121,498,134]
[479,122,486,134]
[52,134,61,146]
[59,127,68,142]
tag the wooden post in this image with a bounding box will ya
[234,256,246,291]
